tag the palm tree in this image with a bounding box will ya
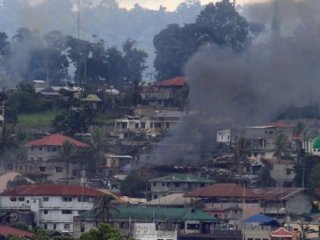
[232,138,250,174]
[94,194,118,224]
[274,133,290,159]
[60,140,77,183]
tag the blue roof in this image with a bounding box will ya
[244,214,275,224]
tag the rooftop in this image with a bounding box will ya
[186,183,258,199]
[0,225,33,237]
[271,227,292,238]
[81,94,102,102]
[0,184,103,197]
[146,193,192,206]
[154,76,186,87]
[251,188,304,201]
[246,122,293,129]
[81,207,218,222]
[24,133,89,148]
[150,174,214,183]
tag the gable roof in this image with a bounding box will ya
[0,184,103,197]
[271,227,292,238]
[150,174,214,184]
[186,183,258,199]
[24,134,89,148]
[251,188,304,201]
[82,207,218,222]
[0,225,33,237]
[81,94,102,102]
[154,76,186,87]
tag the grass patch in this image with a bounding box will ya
[18,110,61,127]
[94,113,116,126]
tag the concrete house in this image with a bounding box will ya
[15,134,89,182]
[244,122,293,159]
[267,159,296,187]
[0,184,102,233]
[150,174,214,200]
[141,76,187,107]
[114,109,184,138]
[96,154,134,177]
[73,206,218,238]
[252,188,311,219]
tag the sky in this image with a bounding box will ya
[27,0,269,11]
[117,0,268,10]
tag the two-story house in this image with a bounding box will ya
[0,184,102,233]
[244,122,293,159]
[150,174,214,200]
[114,109,184,138]
[15,134,89,182]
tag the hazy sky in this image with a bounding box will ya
[117,0,268,10]
[28,0,268,11]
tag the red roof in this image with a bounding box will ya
[271,227,292,238]
[0,184,103,197]
[0,225,33,237]
[186,183,258,199]
[252,188,304,201]
[24,134,89,148]
[154,76,186,87]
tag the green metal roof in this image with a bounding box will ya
[313,136,320,149]
[150,174,214,184]
[81,207,218,222]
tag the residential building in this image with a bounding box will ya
[141,76,187,107]
[150,174,214,199]
[114,109,184,138]
[73,206,218,238]
[267,159,296,187]
[97,154,134,177]
[145,193,192,207]
[15,134,89,182]
[270,227,296,240]
[244,122,293,159]
[242,213,280,240]
[251,188,311,219]
[0,184,102,233]
[186,183,262,228]
[217,129,238,145]
[133,223,177,240]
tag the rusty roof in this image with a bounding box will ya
[0,225,33,237]
[185,183,258,199]
[251,188,304,201]
[0,184,103,197]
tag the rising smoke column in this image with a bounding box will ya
[150,0,320,165]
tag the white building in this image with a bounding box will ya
[0,184,102,233]
[216,130,232,144]
[133,223,177,240]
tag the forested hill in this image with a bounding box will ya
[0,0,204,72]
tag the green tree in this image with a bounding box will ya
[232,138,250,174]
[93,194,117,223]
[294,155,320,188]
[60,141,78,182]
[273,133,290,159]
[154,0,249,80]
[80,224,132,240]
[257,160,276,187]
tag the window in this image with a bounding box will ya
[62,197,72,202]
[53,224,57,230]
[44,224,47,230]
[78,210,86,214]
[187,224,200,230]
[286,169,292,175]
[162,182,165,187]
[10,197,17,202]
[175,183,180,188]
[155,123,161,128]
[52,147,57,152]
[18,197,25,202]
[39,147,43,151]
[43,210,48,214]
[72,169,78,176]
[39,166,46,172]
[166,122,170,128]
[141,123,145,129]
[153,182,156,187]
[64,224,70,230]
[62,210,72,214]
[78,197,89,202]
[135,123,139,129]
[43,197,49,202]
[56,167,63,173]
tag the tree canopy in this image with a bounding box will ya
[153,0,249,80]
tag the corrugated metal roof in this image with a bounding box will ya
[0,225,33,237]
[150,174,213,183]
[0,184,103,197]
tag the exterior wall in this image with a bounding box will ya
[242,229,271,240]
[0,195,96,233]
[270,163,295,187]
[133,223,177,240]
[14,161,81,182]
[217,130,231,144]
[151,181,207,199]
[26,146,61,161]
